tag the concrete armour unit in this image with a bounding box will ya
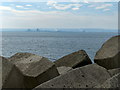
[95,73,120,88]
[108,68,120,76]
[94,35,120,69]
[54,50,92,68]
[1,56,24,88]
[57,66,72,75]
[2,56,14,87]
[34,64,111,88]
[6,53,59,88]
[0,56,2,89]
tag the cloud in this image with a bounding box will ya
[95,4,113,9]
[16,5,24,8]
[47,1,57,6]
[25,4,32,6]
[47,2,83,10]
[83,0,89,3]
[0,6,13,11]
[103,8,110,11]
[72,7,79,10]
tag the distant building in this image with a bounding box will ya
[27,29,31,32]
[36,28,40,32]
[82,30,86,32]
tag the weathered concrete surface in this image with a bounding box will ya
[2,56,13,86]
[108,68,120,76]
[7,53,59,88]
[95,73,120,88]
[0,57,3,89]
[54,50,92,68]
[34,64,111,88]
[94,35,120,69]
[2,65,24,88]
[1,56,24,88]
[57,66,72,75]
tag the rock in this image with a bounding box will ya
[94,35,120,69]
[95,73,120,88]
[54,50,92,68]
[2,56,13,86]
[0,57,3,89]
[2,65,24,88]
[57,66,72,75]
[108,68,120,76]
[1,56,24,88]
[34,64,111,88]
[7,53,59,88]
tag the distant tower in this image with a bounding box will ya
[36,28,40,32]
[82,30,86,32]
[27,29,31,32]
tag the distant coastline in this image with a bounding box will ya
[0,28,118,32]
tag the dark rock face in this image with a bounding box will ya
[108,68,120,76]
[95,73,120,88]
[94,35,120,69]
[34,64,111,88]
[3,53,59,88]
[54,50,92,68]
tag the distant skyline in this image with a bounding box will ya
[0,1,118,30]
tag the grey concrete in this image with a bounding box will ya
[108,68,120,76]
[1,56,24,88]
[0,57,2,89]
[2,65,24,88]
[54,50,92,68]
[2,56,13,86]
[95,73,120,88]
[57,66,72,75]
[34,64,111,88]
[94,35,120,69]
[5,53,59,88]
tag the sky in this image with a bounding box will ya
[0,0,118,30]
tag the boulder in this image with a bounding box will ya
[34,64,111,88]
[0,57,3,89]
[2,56,13,86]
[57,66,72,75]
[94,35,120,69]
[54,50,92,68]
[95,73,120,88]
[108,68,120,76]
[6,53,59,88]
[1,56,24,88]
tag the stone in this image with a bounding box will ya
[1,56,24,88]
[94,35,120,69]
[108,68,120,76]
[57,66,72,75]
[95,73,120,88]
[2,65,24,88]
[2,56,13,87]
[34,64,111,88]
[7,53,59,88]
[54,50,92,68]
[0,57,2,89]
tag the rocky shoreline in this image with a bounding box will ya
[1,35,120,89]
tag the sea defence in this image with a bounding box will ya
[1,35,120,89]
[94,35,120,69]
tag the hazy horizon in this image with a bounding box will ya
[0,1,118,30]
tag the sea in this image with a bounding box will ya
[1,31,118,62]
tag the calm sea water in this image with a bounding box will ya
[1,31,118,62]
